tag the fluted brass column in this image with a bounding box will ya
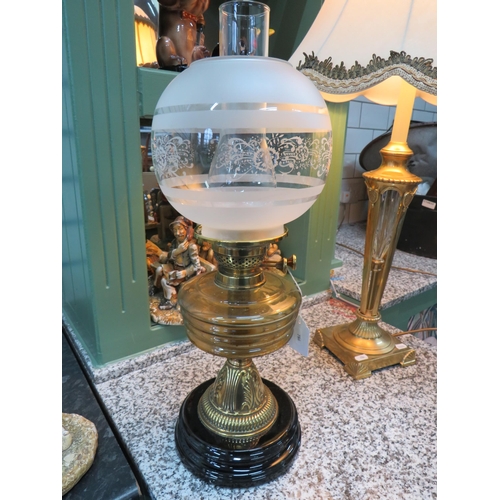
[314,141,420,379]
[198,358,278,449]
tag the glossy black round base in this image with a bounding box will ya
[175,378,301,487]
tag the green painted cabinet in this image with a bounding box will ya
[63,0,186,367]
[62,0,348,367]
[280,102,347,296]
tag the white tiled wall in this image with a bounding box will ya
[339,97,437,225]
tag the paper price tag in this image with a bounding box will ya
[395,343,407,350]
[288,314,310,357]
[422,199,436,210]
[354,354,369,361]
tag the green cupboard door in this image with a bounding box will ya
[62,0,185,367]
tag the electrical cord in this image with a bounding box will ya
[392,327,437,337]
[337,204,346,231]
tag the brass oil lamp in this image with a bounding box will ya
[151,0,333,486]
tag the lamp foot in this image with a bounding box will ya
[175,378,301,487]
[314,325,415,380]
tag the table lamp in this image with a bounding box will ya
[134,5,157,66]
[288,0,437,379]
[151,1,332,486]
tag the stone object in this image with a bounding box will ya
[62,413,98,496]
[62,427,73,452]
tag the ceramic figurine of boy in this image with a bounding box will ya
[199,239,217,268]
[154,216,203,309]
[264,243,282,263]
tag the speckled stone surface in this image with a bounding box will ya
[63,317,196,385]
[78,297,437,500]
[333,223,437,309]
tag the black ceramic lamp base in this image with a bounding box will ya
[175,378,301,487]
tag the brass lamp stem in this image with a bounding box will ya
[198,358,278,449]
[360,141,421,317]
[314,141,421,378]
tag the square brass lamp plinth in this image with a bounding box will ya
[314,323,415,380]
[315,142,420,379]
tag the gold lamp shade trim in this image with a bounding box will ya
[297,51,437,98]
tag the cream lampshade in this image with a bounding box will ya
[288,0,437,379]
[289,0,437,107]
[134,5,158,66]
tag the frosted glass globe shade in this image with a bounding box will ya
[152,56,332,241]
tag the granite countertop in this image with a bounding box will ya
[333,223,437,309]
[65,291,437,500]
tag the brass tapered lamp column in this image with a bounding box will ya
[314,141,421,379]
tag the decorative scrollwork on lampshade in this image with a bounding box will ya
[289,0,437,106]
[297,50,437,98]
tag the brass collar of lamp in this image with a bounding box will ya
[289,0,437,379]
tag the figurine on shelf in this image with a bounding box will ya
[199,239,218,269]
[264,242,282,264]
[156,0,211,70]
[154,216,204,309]
[144,191,156,223]
[146,239,163,276]
[151,188,180,246]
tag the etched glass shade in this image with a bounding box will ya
[151,56,332,241]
